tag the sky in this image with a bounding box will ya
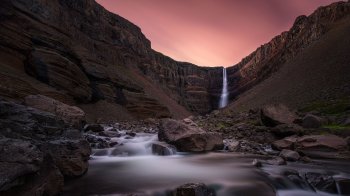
[96,0,340,67]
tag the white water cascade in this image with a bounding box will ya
[219,67,229,108]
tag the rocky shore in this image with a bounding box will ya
[1,94,349,195]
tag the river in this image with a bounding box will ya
[63,132,350,196]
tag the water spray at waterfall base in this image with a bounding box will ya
[219,67,229,108]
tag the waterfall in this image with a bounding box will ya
[219,67,229,108]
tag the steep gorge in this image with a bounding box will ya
[0,0,349,121]
[226,1,350,104]
[0,0,223,121]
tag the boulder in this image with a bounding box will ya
[151,142,176,156]
[302,114,325,128]
[24,95,85,128]
[44,139,91,177]
[295,134,348,159]
[0,100,91,195]
[305,172,337,193]
[260,104,297,127]
[296,134,347,151]
[174,183,215,196]
[265,156,286,165]
[84,134,110,149]
[279,149,300,161]
[0,139,43,192]
[159,119,223,152]
[271,124,304,137]
[272,136,298,150]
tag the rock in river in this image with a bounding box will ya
[174,183,215,196]
[158,119,223,152]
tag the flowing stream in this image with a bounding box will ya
[219,67,229,108]
[63,132,350,196]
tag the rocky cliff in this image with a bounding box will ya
[0,0,223,121]
[226,1,350,100]
[0,0,349,121]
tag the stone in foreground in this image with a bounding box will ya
[174,183,215,196]
[260,104,297,127]
[24,94,85,128]
[280,149,300,161]
[159,119,223,152]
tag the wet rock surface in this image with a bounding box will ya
[305,172,337,193]
[174,183,215,196]
[159,119,223,152]
[279,149,300,161]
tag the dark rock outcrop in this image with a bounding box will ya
[0,99,91,195]
[305,173,337,194]
[174,183,215,196]
[151,142,176,156]
[302,114,326,128]
[0,0,349,120]
[271,124,304,137]
[24,94,85,128]
[279,149,300,161]
[0,0,223,121]
[260,104,297,127]
[272,134,349,159]
[158,119,223,152]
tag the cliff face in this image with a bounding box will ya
[226,1,350,100]
[0,0,349,120]
[0,0,223,120]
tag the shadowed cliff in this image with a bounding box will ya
[0,0,224,121]
[0,0,349,121]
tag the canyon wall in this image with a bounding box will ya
[0,0,223,120]
[226,1,350,100]
[0,0,349,120]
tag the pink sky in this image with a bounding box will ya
[96,0,340,67]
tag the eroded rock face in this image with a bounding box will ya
[158,119,223,152]
[1,0,349,118]
[0,100,91,195]
[226,1,350,100]
[0,0,223,119]
[24,94,85,128]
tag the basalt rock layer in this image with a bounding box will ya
[0,0,349,120]
[0,0,223,121]
[226,1,350,109]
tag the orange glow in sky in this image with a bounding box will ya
[96,0,340,67]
